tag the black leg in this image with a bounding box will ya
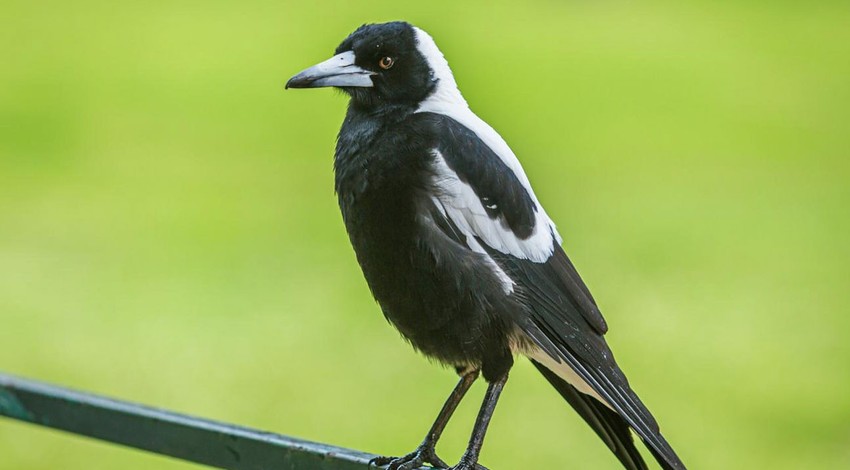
[422,370,479,451]
[450,373,508,470]
[371,370,480,470]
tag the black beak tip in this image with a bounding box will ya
[285,74,309,90]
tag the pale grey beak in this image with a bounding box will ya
[286,51,375,89]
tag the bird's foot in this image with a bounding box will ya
[447,456,489,470]
[369,443,448,470]
[369,447,488,470]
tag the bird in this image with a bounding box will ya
[286,21,686,470]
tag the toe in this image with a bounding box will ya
[369,446,450,469]
[387,458,406,470]
[447,458,487,470]
[387,454,422,470]
[398,460,425,470]
[369,456,394,467]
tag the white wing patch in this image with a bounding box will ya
[412,27,562,263]
[432,151,555,263]
[430,196,515,294]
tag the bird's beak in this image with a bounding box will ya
[286,51,375,89]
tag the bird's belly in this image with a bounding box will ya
[337,170,517,376]
[358,239,474,339]
[348,222,517,370]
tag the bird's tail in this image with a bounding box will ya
[532,359,649,470]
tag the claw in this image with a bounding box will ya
[369,444,449,469]
[370,450,489,470]
[369,455,393,467]
[369,456,395,468]
[446,459,488,470]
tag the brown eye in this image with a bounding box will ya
[378,56,395,70]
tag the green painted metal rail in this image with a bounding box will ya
[0,373,425,470]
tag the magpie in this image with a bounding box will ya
[286,21,686,470]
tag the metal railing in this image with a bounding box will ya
[0,373,425,470]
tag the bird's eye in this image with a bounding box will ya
[378,56,395,70]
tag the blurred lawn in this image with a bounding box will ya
[2,1,849,469]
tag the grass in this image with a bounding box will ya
[1,1,849,468]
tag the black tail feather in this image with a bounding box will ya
[532,359,648,470]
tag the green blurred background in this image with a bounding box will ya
[2,1,848,468]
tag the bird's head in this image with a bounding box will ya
[286,21,465,112]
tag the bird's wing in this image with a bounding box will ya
[418,110,607,332]
[416,110,685,470]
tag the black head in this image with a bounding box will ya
[286,22,445,111]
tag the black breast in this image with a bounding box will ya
[333,108,518,378]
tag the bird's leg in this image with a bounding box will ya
[414,370,480,465]
[371,370,479,470]
[448,373,508,470]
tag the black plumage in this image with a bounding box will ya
[335,109,519,380]
[286,21,686,470]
